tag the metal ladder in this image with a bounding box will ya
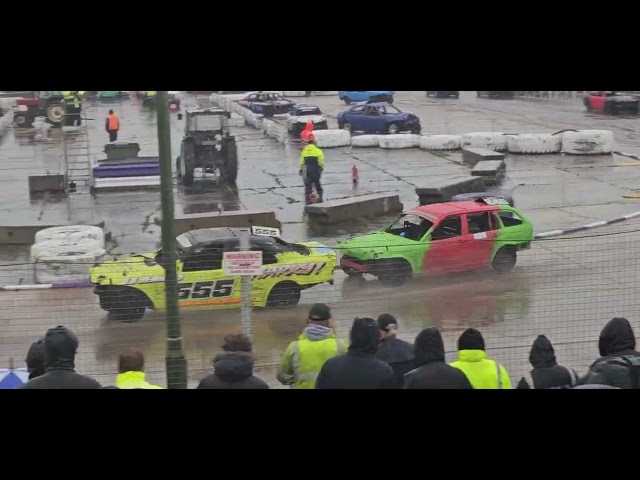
[62,122,93,189]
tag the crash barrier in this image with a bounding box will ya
[516,91,586,101]
[470,160,506,186]
[91,142,161,192]
[0,108,12,140]
[0,221,109,246]
[462,148,505,167]
[29,225,107,284]
[210,93,617,156]
[305,192,403,224]
[416,176,486,205]
[175,210,281,235]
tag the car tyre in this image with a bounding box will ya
[344,97,352,105]
[266,281,301,308]
[105,289,149,323]
[491,247,517,274]
[376,259,412,287]
[342,122,352,133]
[387,123,399,135]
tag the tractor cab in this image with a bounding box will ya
[176,109,238,186]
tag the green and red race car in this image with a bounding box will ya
[338,197,534,286]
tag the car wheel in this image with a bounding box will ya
[344,97,352,105]
[266,282,301,308]
[106,289,148,323]
[175,156,182,178]
[454,93,460,99]
[376,259,412,287]
[584,99,592,112]
[604,102,615,115]
[387,123,399,135]
[342,122,352,133]
[491,247,517,274]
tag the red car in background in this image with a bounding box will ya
[584,91,639,115]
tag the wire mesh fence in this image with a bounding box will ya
[1,218,639,388]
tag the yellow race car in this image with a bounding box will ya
[90,226,336,322]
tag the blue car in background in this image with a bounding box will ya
[338,91,395,105]
[337,102,421,135]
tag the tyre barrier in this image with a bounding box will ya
[33,244,106,285]
[210,94,617,155]
[505,133,562,154]
[561,130,614,155]
[419,135,462,151]
[34,225,105,246]
[30,238,104,261]
[462,132,508,152]
[351,135,381,147]
[313,129,351,148]
[379,134,420,149]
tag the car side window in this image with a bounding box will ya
[498,210,523,227]
[431,216,462,240]
[182,244,224,272]
[351,106,364,115]
[249,244,279,265]
[467,213,493,234]
[489,212,502,229]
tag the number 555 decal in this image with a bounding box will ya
[177,280,235,300]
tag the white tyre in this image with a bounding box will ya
[561,130,614,155]
[506,133,562,154]
[30,238,103,262]
[419,135,462,151]
[351,135,381,147]
[34,244,106,285]
[35,225,105,246]
[313,129,351,148]
[462,132,507,151]
[379,134,420,149]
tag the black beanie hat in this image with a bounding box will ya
[457,328,485,351]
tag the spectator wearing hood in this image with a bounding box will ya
[376,314,416,386]
[581,317,640,389]
[20,326,101,389]
[198,333,268,389]
[116,349,163,389]
[450,328,512,389]
[315,317,397,389]
[277,303,348,389]
[404,328,473,389]
[517,335,578,389]
[25,337,46,380]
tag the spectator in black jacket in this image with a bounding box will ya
[376,314,415,386]
[25,337,46,380]
[404,327,473,389]
[581,317,640,389]
[20,326,101,389]
[198,333,269,389]
[517,335,578,389]
[316,317,396,389]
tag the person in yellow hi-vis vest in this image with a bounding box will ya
[115,349,163,389]
[277,303,348,389]
[450,328,512,389]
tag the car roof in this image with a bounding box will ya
[356,102,391,107]
[185,108,226,115]
[409,201,501,219]
[177,228,273,249]
[294,104,320,110]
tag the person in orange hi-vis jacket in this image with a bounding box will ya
[300,121,314,141]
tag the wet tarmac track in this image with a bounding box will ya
[1,92,640,387]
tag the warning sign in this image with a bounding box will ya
[223,251,263,275]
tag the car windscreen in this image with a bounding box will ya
[188,114,222,131]
[385,214,433,241]
[297,108,321,115]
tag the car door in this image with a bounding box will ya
[372,105,389,132]
[178,243,240,308]
[464,211,500,269]
[346,105,366,131]
[422,215,467,274]
[359,105,382,133]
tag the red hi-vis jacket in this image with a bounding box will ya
[300,121,314,141]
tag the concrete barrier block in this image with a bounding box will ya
[415,176,486,205]
[304,192,403,224]
[28,174,66,194]
[175,210,281,235]
[462,147,505,166]
[471,160,506,186]
[0,221,108,245]
[313,129,351,148]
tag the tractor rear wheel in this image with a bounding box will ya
[180,142,195,186]
[46,102,64,124]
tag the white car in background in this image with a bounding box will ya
[286,104,328,135]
